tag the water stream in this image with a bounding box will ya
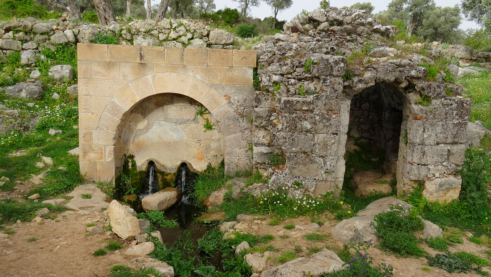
[139,161,159,199]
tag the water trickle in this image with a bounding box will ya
[140,161,159,199]
[175,163,194,204]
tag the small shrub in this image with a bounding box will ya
[3,228,15,235]
[93,249,107,256]
[303,233,328,242]
[81,194,92,199]
[27,237,37,242]
[86,223,96,227]
[293,244,302,253]
[416,94,432,106]
[237,24,258,38]
[93,31,119,44]
[293,181,303,188]
[278,251,296,263]
[298,85,306,96]
[427,237,448,251]
[427,253,480,274]
[137,211,178,228]
[342,71,353,81]
[268,219,280,226]
[422,267,430,272]
[279,235,290,239]
[445,87,452,96]
[253,68,260,90]
[203,118,215,132]
[304,58,313,72]
[454,251,489,267]
[274,83,281,91]
[105,240,124,251]
[284,224,295,230]
[82,11,99,24]
[307,246,322,256]
[372,208,426,257]
[269,153,286,166]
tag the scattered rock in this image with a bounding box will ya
[261,249,345,276]
[142,188,182,211]
[423,176,462,203]
[35,207,49,216]
[28,193,40,200]
[219,221,238,232]
[203,188,227,208]
[136,233,148,244]
[21,49,40,64]
[138,218,150,230]
[235,241,250,255]
[107,200,141,240]
[3,81,43,99]
[65,184,110,213]
[49,129,62,135]
[42,198,65,206]
[0,39,22,51]
[67,84,78,96]
[125,242,155,256]
[422,219,443,239]
[35,162,45,168]
[87,226,103,235]
[357,197,413,217]
[151,231,163,243]
[68,147,79,156]
[30,70,41,79]
[209,29,234,45]
[50,31,69,44]
[33,23,52,33]
[48,65,74,83]
[131,257,174,277]
[41,156,53,165]
[0,176,9,182]
[245,253,268,273]
[52,92,60,99]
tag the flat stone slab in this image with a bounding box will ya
[357,197,413,217]
[65,184,110,214]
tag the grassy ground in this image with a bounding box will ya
[458,72,491,129]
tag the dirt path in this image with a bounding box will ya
[0,210,135,277]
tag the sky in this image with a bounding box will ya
[151,0,481,31]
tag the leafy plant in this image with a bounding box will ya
[93,249,107,256]
[274,83,281,91]
[427,237,448,251]
[427,253,480,274]
[372,208,426,257]
[298,85,306,96]
[81,194,92,199]
[269,153,286,166]
[445,87,453,96]
[137,211,178,228]
[458,147,491,212]
[469,237,483,244]
[195,106,209,117]
[86,223,96,227]
[93,31,119,45]
[253,68,261,90]
[303,233,328,242]
[203,118,215,132]
[108,265,164,277]
[328,241,394,277]
[445,234,463,244]
[268,219,280,226]
[82,11,99,24]
[293,181,303,188]
[304,58,314,72]
[342,71,353,81]
[416,94,432,106]
[237,24,258,38]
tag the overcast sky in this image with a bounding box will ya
[151,0,481,31]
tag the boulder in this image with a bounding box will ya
[422,219,443,239]
[49,65,74,83]
[245,253,268,273]
[64,30,76,43]
[142,188,182,211]
[131,257,174,277]
[370,47,394,58]
[108,200,141,240]
[41,156,53,165]
[4,82,43,99]
[422,176,462,203]
[33,23,52,33]
[260,249,345,277]
[0,39,22,51]
[197,211,225,222]
[66,184,110,213]
[125,242,155,256]
[21,50,40,65]
[87,226,103,235]
[28,193,40,200]
[219,221,238,232]
[77,25,98,43]
[357,197,413,217]
[35,207,49,216]
[209,29,234,45]
[466,121,491,147]
[353,171,393,197]
[203,188,227,208]
[235,241,250,255]
[30,70,41,79]
[331,215,377,244]
[309,9,327,22]
[50,31,69,44]
[68,147,79,156]
[138,218,150,230]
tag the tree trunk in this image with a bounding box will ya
[47,0,70,13]
[146,0,152,20]
[66,0,81,19]
[155,0,171,20]
[172,1,180,18]
[273,8,278,30]
[93,0,116,26]
[126,0,132,18]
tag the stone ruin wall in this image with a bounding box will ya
[253,7,471,202]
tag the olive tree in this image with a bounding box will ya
[265,0,292,29]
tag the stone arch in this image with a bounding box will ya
[94,72,247,179]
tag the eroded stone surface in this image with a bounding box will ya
[107,200,141,240]
[142,188,182,211]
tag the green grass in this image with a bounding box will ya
[268,219,280,226]
[81,194,92,199]
[427,237,448,251]
[278,251,296,263]
[469,237,484,245]
[3,228,15,235]
[27,237,37,242]
[307,246,322,256]
[136,211,178,228]
[108,265,165,277]
[422,267,430,272]
[303,233,328,242]
[283,224,295,230]
[93,249,107,256]
[458,71,491,129]
[279,235,290,239]
[105,240,124,251]
[86,223,96,227]
[0,200,66,222]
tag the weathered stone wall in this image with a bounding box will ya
[253,7,471,201]
[78,44,256,181]
[115,94,224,173]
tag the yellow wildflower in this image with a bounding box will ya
[260,201,263,204]
[340,201,343,204]
[348,211,351,214]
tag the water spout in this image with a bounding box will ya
[175,163,193,204]
[140,161,159,199]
